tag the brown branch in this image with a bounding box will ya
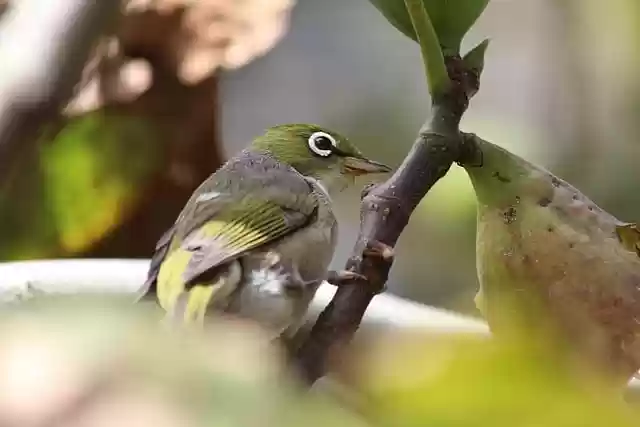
[0,1,8,18]
[295,55,482,384]
[0,0,121,190]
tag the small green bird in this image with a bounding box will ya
[462,136,640,385]
[139,124,391,338]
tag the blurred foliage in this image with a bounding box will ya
[356,331,638,427]
[40,112,159,253]
[0,295,636,426]
[0,112,161,260]
[1,0,301,262]
[0,296,368,427]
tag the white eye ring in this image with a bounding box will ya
[307,132,337,157]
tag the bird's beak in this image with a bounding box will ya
[343,156,392,176]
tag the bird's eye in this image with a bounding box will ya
[308,132,337,157]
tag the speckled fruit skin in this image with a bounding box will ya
[463,137,640,384]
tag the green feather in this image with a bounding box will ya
[156,197,313,321]
[182,198,309,280]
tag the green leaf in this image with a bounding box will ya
[40,112,160,253]
[369,0,418,41]
[0,111,161,260]
[362,334,637,427]
[425,0,490,54]
[0,149,59,259]
[369,0,490,54]
[463,38,490,75]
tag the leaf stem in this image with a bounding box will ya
[404,0,451,98]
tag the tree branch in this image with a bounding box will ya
[0,0,121,189]
[295,54,482,384]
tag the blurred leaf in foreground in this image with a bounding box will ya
[355,331,637,427]
[0,295,367,427]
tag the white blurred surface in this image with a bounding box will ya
[0,259,489,333]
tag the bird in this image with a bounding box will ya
[461,135,640,386]
[138,123,391,339]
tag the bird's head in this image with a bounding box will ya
[251,124,391,193]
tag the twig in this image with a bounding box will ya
[0,0,121,189]
[295,54,482,384]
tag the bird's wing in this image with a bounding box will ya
[137,225,176,301]
[163,151,319,287]
[179,196,316,284]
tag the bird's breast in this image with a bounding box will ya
[227,253,306,335]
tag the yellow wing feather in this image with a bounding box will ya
[157,198,313,325]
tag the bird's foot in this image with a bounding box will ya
[362,240,394,263]
[326,270,368,287]
[326,269,388,294]
[327,241,394,294]
[361,183,377,199]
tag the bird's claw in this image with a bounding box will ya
[326,270,367,287]
[361,183,377,199]
[326,242,394,294]
[363,240,394,263]
[327,270,387,294]
[361,240,394,294]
